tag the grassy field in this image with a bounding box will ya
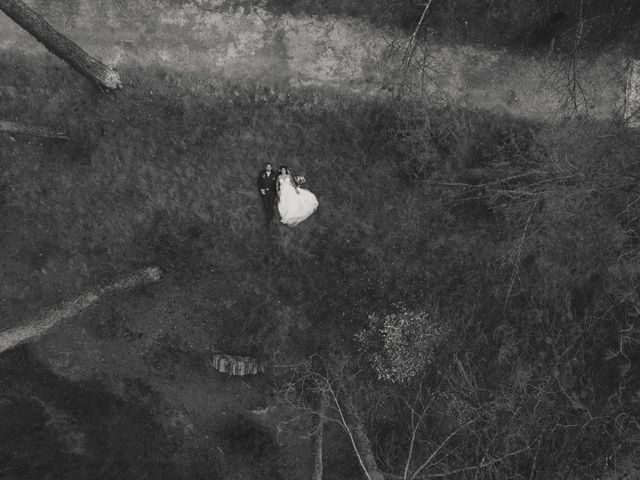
[3,48,640,478]
[1,52,437,355]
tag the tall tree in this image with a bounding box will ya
[0,0,122,89]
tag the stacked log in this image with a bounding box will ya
[211,353,265,376]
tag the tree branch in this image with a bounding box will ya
[410,417,478,480]
[504,195,540,308]
[425,447,530,478]
[426,171,549,191]
[398,0,435,95]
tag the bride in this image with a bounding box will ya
[277,165,319,226]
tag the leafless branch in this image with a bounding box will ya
[402,389,435,480]
[385,0,436,97]
[504,195,540,308]
[324,378,380,480]
[409,417,479,480]
[425,447,530,478]
[426,171,548,189]
[404,0,434,68]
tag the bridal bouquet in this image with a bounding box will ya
[293,175,306,186]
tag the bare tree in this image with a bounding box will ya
[382,0,438,98]
[0,0,122,89]
[555,0,590,115]
[278,357,386,480]
[278,354,531,480]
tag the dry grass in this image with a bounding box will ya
[0,53,424,352]
[3,49,640,478]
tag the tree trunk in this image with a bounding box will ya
[341,397,386,480]
[0,120,68,140]
[311,394,327,480]
[325,382,386,480]
[0,266,161,354]
[0,0,122,89]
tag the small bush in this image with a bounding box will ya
[357,302,446,383]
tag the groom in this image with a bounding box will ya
[257,162,278,225]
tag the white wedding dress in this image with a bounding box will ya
[278,176,319,226]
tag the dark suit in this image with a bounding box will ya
[258,169,278,224]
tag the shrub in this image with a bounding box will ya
[356,302,446,383]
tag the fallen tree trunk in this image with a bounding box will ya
[324,380,386,480]
[0,266,161,354]
[311,394,327,480]
[0,120,69,140]
[341,397,386,480]
[0,0,122,89]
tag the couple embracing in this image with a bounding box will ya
[257,162,319,227]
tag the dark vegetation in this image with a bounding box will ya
[2,6,640,473]
[0,349,179,479]
[191,0,640,53]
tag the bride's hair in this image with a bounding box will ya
[279,165,290,175]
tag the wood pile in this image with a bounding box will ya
[211,353,266,376]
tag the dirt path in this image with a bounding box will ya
[0,0,626,120]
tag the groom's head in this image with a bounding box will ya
[265,162,272,172]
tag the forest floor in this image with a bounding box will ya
[0,51,401,479]
[2,19,640,476]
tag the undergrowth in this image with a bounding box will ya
[3,50,640,478]
[0,349,180,480]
